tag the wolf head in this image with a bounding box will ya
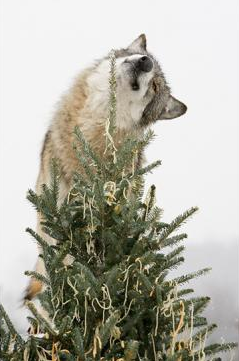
[87,34,187,130]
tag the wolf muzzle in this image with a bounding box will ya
[137,56,153,73]
[127,56,153,90]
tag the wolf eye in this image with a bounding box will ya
[152,80,158,93]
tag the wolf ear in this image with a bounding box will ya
[159,95,187,120]
[128,34,147,52]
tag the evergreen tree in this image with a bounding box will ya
[0,51,237,361]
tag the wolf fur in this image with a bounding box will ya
[24,34,187,301]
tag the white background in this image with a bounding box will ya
[0,0,238,357]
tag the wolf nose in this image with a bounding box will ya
[138,56,153,72]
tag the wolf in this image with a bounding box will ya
[24,34,187,301]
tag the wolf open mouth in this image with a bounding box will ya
[131,80,140,91]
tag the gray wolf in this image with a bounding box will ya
[24,34,187,301]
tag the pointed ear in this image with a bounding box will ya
[159,95,187,120]
[128,34,147,52]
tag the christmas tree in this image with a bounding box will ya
[0,52,237,361]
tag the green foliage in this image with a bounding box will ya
[0,51,237,361]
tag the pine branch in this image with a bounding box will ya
[165,245,185,262]
[74,126,104,173]
[99,311,120,348]
[137,271,153,293]
[0,304,24,346]
[107,49,117,135]
[74,262,100,291]
[131,160,161,178]
[26,189,42,212]
[26,227,52,253]
[72,327,85,359]
[177,288,194,297]
[192,324,217,345]
[160,233,188,249]
[203,342,238,356]
[74,147,98,183]
[193,296,211,315]
[24,271,50,286]
[58,316,72,335]
[26,301,57,336]
[171,268,211,285]
[49,158,61,208]
[50,241,72,270]
[158,207,198,242]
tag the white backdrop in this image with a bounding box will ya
[0,0,238,356]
